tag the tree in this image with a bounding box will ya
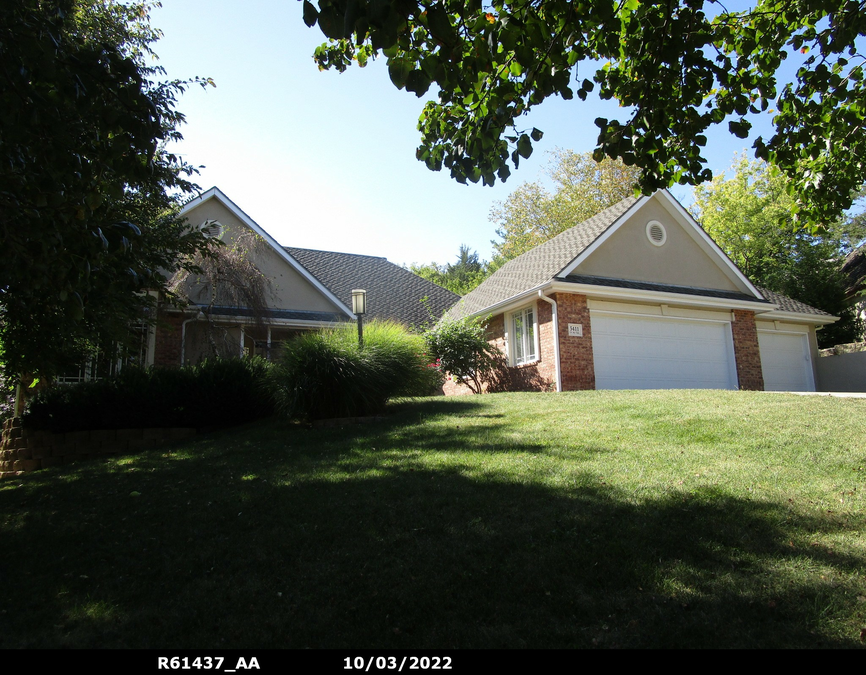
[410,244,492,295]
[0,1,215,379]
[691,155,866,347]
[303,0,866,225]
[490,149,642,260]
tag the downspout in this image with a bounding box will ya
[537,290,562,392]
[180,311,204,366]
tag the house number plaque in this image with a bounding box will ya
[567,323,583,337]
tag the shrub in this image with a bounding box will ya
[424,317,499,394]
[269,320,439,420]
[22,357,274,433]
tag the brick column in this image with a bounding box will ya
[731,310,764,390]
[153,310,186,367]
[553,293,595,390]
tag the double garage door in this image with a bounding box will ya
[591,312,814,391]
[591,313,738,390]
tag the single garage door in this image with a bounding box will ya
[591,313,738,390]
[757,331,814,391]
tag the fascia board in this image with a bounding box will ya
[179,187,356,319]
[761,310,838,325]
[558,195,650,277]
[548,280,778,313]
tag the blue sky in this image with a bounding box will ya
[151,0,761,268]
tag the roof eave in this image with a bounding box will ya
[457,279,783,319]
[452,282,554,321]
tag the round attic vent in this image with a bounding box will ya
[646,220,667,247]
[199,220,225,239]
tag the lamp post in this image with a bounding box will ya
[351,289,367,348]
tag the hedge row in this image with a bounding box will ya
[23,357,274,433]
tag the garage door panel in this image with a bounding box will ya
[592,313,736,390]
[758,331,814,391]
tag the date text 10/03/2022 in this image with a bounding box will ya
[344,657,453,671]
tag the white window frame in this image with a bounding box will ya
[509,305,539,366]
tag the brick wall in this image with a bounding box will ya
[440,294,597,395]
[731,310,764,390]
[440,309,555,395]
[552,293,595,391]
[154,310,186,367]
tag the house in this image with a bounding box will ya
[443,190,836,393]
[150,187,459,367]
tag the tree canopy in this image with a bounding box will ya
[490,149,641,260]
[0,1,214,378]
[410,243,491,295]
[691,155,866,347]
[304,0,866,226]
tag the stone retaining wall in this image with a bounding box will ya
[819,341,866,357]
[0,417,195,480]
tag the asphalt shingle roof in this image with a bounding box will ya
[285,247,460,330]
[755,286,831,316]
[445,196,640,320]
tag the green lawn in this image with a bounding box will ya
[1,390,864,649]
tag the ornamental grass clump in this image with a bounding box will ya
[269,320,440,421]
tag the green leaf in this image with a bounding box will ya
[405,69,432,96]
[728,119,751,139]
[388,56,413,90]
[517,134,532,159]
[530,127,543,142]
[302,1,318,28]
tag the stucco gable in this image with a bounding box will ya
[178,188,353,318]
[563,191,760,296]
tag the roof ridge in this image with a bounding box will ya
[284,245,388,261]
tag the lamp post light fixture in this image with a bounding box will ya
[351,289,367,348]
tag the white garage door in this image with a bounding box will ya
[758,331,814,391]
[591,313,737,390]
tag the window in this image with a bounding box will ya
[54,324,152,384]
[511,307,537,365]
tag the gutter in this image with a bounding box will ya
[758,310,838,326]
[537,291,562,392]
